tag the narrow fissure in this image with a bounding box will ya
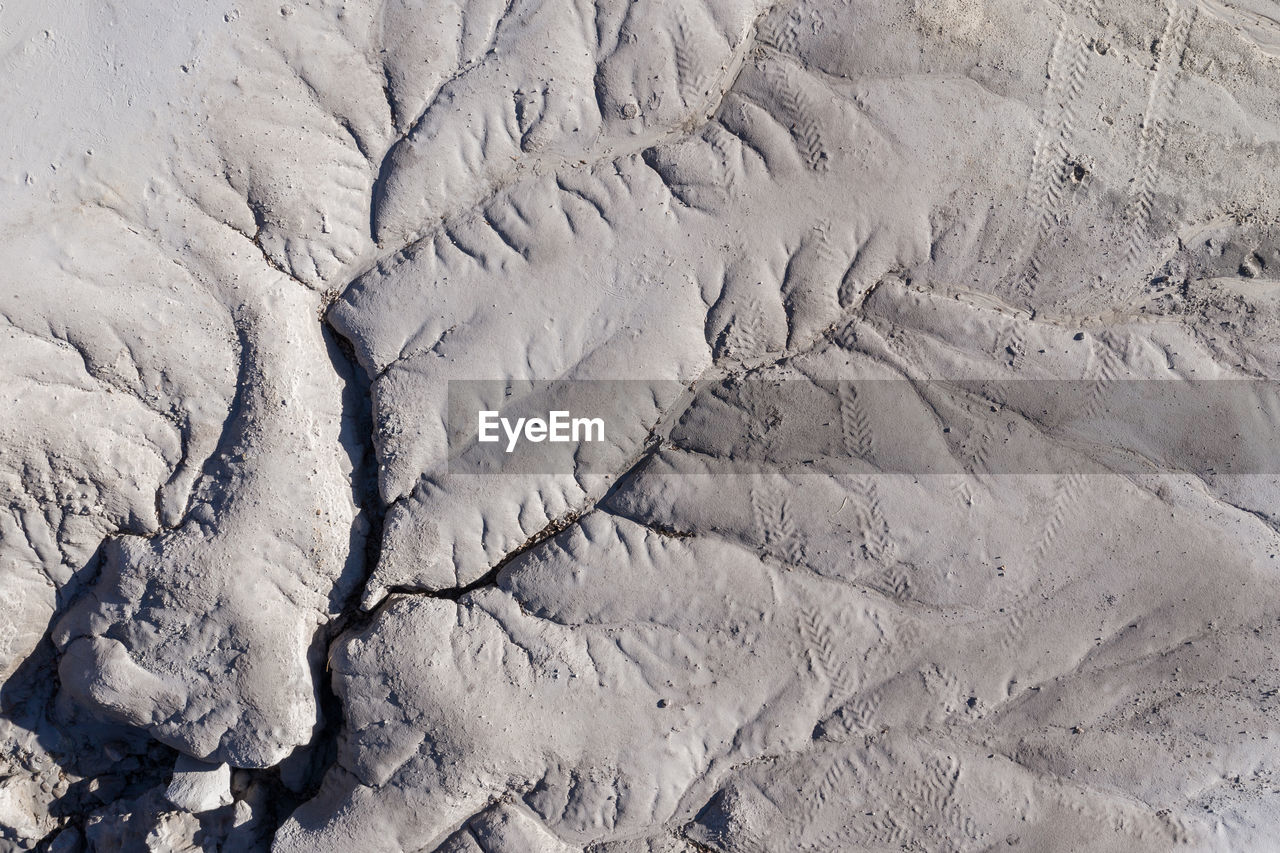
[224,310,387,848]
[284,316,387,757]
[385,506,592,603]
[381,434,669,607]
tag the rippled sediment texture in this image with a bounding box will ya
[2,0,1280,849]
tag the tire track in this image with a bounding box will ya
[1007,0,1101,300]
[999,336,1121,651]
[1118,2,1197,294]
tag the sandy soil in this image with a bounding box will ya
[2,0,1280,849]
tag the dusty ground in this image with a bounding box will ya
[2,0,1280,850]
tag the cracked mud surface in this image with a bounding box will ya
[3,0,1280,849]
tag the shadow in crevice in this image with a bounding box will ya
[251,315,389,837]
[321,318,384,615]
